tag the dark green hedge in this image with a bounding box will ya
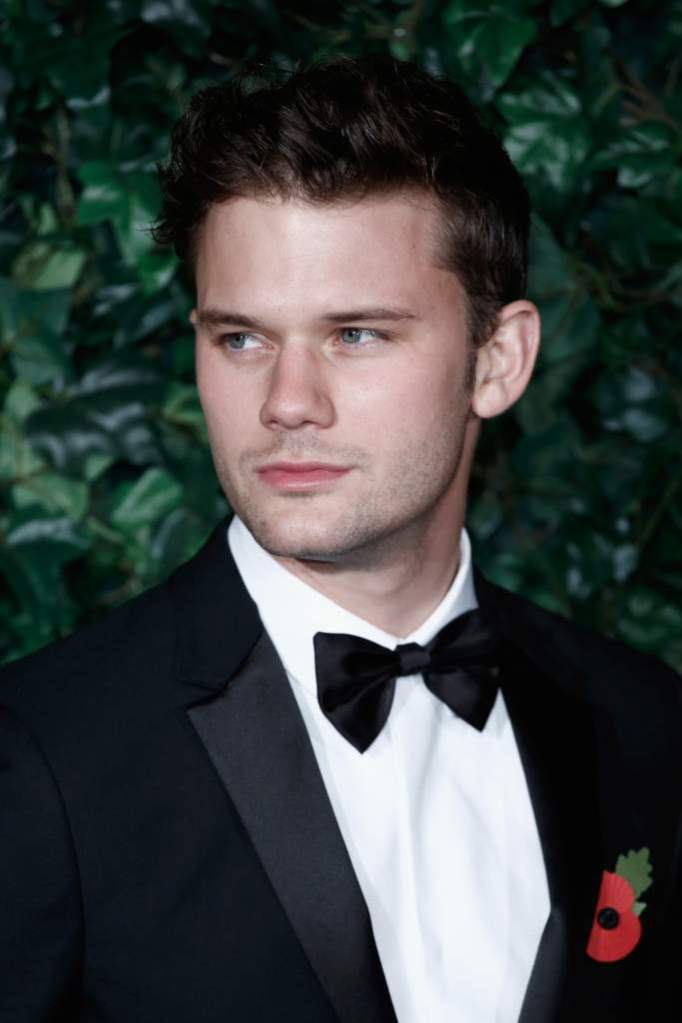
[1,0,681,670]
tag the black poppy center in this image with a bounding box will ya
[597,906,620,930]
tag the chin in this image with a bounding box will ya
[236,505,367,563]
[252,520,346,562]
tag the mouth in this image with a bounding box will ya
[256,461,352,490]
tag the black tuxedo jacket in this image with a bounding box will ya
[1,517,681,1023]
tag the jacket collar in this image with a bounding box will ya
[168,517,263,689]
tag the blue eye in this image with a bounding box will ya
[221,332,260,351]
[339,327,381,346]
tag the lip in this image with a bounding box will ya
[257,461,352,490]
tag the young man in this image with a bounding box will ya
[1,56,680,1023]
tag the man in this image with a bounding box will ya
[1,56,680,1023]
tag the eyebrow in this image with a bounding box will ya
[195,306,419,330]
[320,307,418,324]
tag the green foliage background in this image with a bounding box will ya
[1,0,681,669]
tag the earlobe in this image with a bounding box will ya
[471,300,541,419]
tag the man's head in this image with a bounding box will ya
[155,55,530,353]
[155,56,540,568]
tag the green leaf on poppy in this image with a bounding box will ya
[615,848,653,900]
[633,901,646,917]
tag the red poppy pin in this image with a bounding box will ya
[586,847,652,963]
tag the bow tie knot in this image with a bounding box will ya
[395,642,432,676]
[313,608,501,753]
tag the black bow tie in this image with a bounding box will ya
[313,608,501,753]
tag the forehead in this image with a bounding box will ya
[194,193,461,313]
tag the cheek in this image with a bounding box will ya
[349,361,463,433]
[196,349,252,433]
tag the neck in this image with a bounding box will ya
[274,510,465,639]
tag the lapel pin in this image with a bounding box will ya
[586,847,653,963]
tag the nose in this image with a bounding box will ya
[259,343,335,432]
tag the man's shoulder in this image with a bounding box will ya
[0,517,258,734]
[0,579,176,722]
[477,570,681,704]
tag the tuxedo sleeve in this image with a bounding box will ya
[0,706,82,1021]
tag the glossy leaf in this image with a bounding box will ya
[6,509,92,563]
[110,467,183,533]
[11,472,89,520]
[499,72,591,193]
[444,1,537,94]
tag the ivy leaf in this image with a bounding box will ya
[10,331,73,387]
[110,467,183,533]
[443,0,537,95]
[139,0,217,57]
[499,72,590,194]
[617,591,682,660]
[6,509,92,564]
[615,848,653,900]
[13,242,86,291]
[77,163,160,272]
[4,380,43,425]
[591,123,677,190]
[11,472,89,521]
[0,276,71,343]
[0,413,46,482]
[550,0,591,26]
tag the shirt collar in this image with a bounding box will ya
[228,515,477,697]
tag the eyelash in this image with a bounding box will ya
[216,328,389,351]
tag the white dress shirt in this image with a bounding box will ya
[228,516,550,1023]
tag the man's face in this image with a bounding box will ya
[193,193,479,566]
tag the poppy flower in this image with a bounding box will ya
[586,870,642,963]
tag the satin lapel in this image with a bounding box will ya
[474,572,603,1022]
[187,631,397,1023]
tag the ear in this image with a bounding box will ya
[189,308,197,327]
[471,300,541,419]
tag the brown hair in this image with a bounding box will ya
[153,55,530,348]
